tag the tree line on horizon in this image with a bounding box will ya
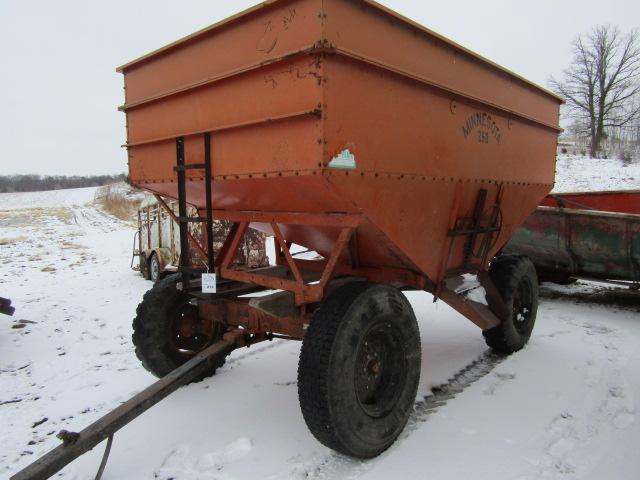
[0,174,128,193]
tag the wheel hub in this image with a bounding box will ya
[169,300,218,357]
[513,279,534,334]
[367,357,381,375]
[354,322,407,418]
[177,314,197,338]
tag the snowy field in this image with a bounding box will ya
[1,167,639,479]
[553,154,640,192]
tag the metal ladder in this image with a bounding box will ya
[174,133,215,289]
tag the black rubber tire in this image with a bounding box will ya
[149,253,161,283]
[132,274,226,379]
[139,255,150,280]
[483,255,539,354]
[298,282,421,458]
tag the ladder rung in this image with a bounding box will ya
[177,216,207,223]
[174,163,206,172]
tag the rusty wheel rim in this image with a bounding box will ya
[354,321,407,418]
[168,298,216,359]
[150,256,160,282]
[513,278,534,335]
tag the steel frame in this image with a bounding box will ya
[216,215,359,305]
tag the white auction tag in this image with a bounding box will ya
[201,273,217,293]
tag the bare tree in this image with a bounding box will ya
[550,25,640,157]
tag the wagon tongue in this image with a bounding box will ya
[10,340,235,480]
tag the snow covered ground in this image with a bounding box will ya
[554,154,640,192]
[1,177,639,479]
[0,186,100,210]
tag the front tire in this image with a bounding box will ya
[132,274,226,379]
[298,282,421,458]
[483,255,538,354]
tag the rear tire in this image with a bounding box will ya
[139,255,150,280]
[149,253,161,283]
[298,282,421,458]
[132,274,226,380]
[483,255,538,354]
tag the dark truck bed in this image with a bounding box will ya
[504,190,640,286]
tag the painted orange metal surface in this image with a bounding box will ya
[200,301,308,339]
[118,0,561,287]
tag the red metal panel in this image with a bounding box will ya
[139,175,351,214]
[118,0,322,104]
[323,0,561,128]
[125,55,323,145]
[322,55,557,184]
[120,0,560,286]
[322,54,554,279]
[128,116,323,184]
[541,191,640,215]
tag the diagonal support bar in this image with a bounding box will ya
[153,195,208,260]
[214,222,240,269]
[318,227,353,289]
[220,222,249,270]
[271,223,304,284]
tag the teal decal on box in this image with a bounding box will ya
[328,149,356,169]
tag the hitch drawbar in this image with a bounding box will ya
[11,340,235,480]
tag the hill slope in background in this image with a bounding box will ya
[0,174,127,193]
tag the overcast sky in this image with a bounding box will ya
[0,0,638,176]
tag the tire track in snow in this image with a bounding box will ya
[298,350,508,480]
[408,350,506,428]
[71,207,124,234]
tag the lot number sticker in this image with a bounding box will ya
[202,273,217,293]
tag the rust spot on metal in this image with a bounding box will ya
[56,430,80,446]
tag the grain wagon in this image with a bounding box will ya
[13,1,562,477]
